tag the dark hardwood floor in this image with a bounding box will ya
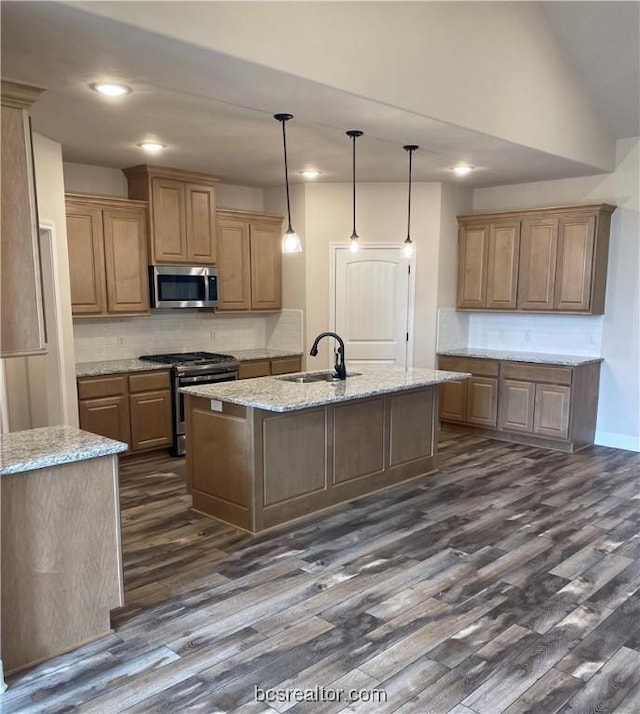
[3,430,640,713]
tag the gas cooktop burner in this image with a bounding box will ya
[140,351,236,365]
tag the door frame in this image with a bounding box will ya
[329,243,416,369]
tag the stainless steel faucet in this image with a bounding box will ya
[309,332,347,380]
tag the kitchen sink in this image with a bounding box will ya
[277,371,361,384]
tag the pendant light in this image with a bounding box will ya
[346,130,363,252]
[274,113,302,253]
[403,145,418,258]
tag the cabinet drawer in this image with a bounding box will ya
[77,375,127,399]
[129,370,171,393]
[502,362,572,385]
[438,356,499,377]
[238,360,271,379]
[270,356,302,375]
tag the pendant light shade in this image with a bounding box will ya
[346,130,363,252]
[274,113,302,254]
[403,144,419,258]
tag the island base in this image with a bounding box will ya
[186,387,438,534]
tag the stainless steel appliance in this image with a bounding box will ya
[149,265,219,309]
[139,351,238,455]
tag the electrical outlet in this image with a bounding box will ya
[210,330,216,340]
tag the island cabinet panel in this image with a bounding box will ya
[458,204,615,314]
[185,386,439,534]
[262,409,327,505]
[389,389,434,467]
[332,399,385,484]
[187,400,251,530]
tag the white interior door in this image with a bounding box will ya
[333,245,412,369]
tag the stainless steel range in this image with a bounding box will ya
[139,351,238,456]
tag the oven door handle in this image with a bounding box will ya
[179,373,237,385]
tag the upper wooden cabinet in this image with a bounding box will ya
[66,194,149,317]
[1,79,47,357]
[123,165,219,265]
[457,204,616,314]
[216,210,283,312]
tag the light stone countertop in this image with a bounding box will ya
[437,348,603,367]
[180,366,471,413]
[1,425,128,476]
[231,349,303,361]
[76,358,171,377]
[76,350,303,376]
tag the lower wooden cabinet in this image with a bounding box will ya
[439,355,601,452]
[78,370,172,453]
[238,355,302,380]
[438,357,499,427]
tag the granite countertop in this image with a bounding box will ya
[180,367,470,413]
[76,350,303,376]
[230,349,303,362]
[1,425,128,476]
[76,358,170,377]
[437,348,604,367]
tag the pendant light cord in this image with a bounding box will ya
[407,147,413,240]
[280,118,293,233]
[351,133,357,238]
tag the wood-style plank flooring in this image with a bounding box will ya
[3,431,640,713]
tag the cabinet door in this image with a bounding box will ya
[499,379,535,432]
[185,183,216,264]
[238,360,271,379]
[250,221,282,310]
[457,225,488,308]
[129,390,172,452]
[217,218,251,310]
[439,380,468,422]
[151,178,187,263]
[534,384,571,439]
[486,222,520,309]
[554,214,596,312]
[518,217,559,310]
[66,203,107,315]
[1,93,47,356]
[270,356,303,375]
[103,208,149,314]
[79,395,130,448]
[466,376,498,427]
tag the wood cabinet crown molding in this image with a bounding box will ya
[1,79,45,109]
[216,208,283,224]
[457,203,616,224]
[65,193,147,210]
[122,164,220,187]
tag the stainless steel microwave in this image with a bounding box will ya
[149,265,219,309]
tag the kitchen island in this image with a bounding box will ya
[181,367,469,533]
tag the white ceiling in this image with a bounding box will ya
[1,1,638,189]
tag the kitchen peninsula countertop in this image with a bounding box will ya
[0,425,128,476]
[75,350,303,376]
[437,348,603,367]
[180,367,470,412]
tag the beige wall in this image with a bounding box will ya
[473,137,639,451]
[299,182,442,369]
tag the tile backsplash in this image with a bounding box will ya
[437,308,604,356]
[74,309,303,362]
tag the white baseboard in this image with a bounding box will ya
[595,431,640,452]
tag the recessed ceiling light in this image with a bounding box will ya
[452,164,474,177]
[300,169,322,179]
[137,142,166,154]
[91,83,131,97]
